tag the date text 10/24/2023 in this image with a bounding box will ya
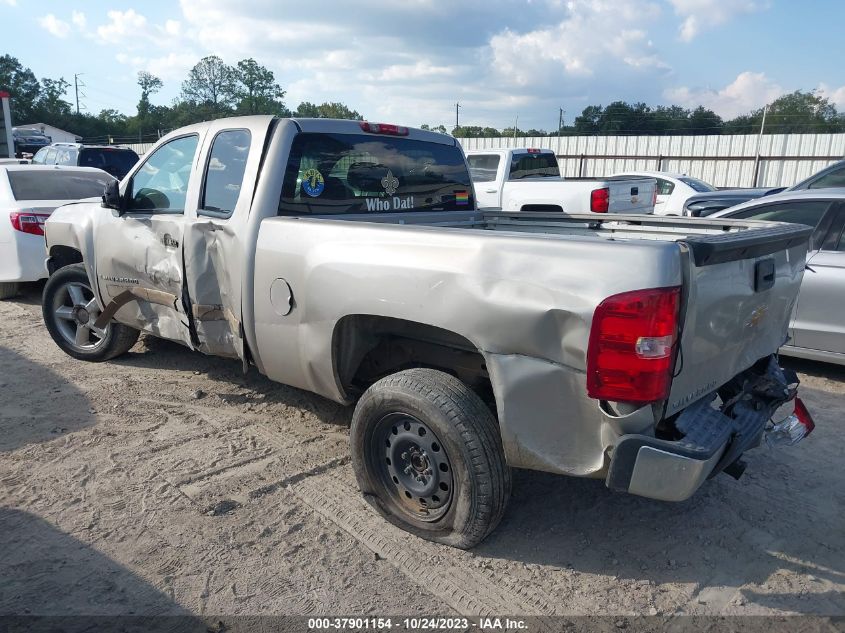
[307,617,528,630]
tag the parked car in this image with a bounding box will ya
[609,170,716,215]
[465,148,657,214]
[43,116,814,548]
[32,143,140,180]
[711,188,845,365]
[11,127,51,157]
[683,187,785,217]
[786,160,845,191]
[0,165,115,299]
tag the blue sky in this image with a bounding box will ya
[2,0,844,131]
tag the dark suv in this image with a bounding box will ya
[12,128,51,157]
[32,143,140,180]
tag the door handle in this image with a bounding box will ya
[485,189,498,193]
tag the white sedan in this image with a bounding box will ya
[0,165,114,299]
[610,170,717,216]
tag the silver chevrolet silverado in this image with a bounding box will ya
[42,116,815,548]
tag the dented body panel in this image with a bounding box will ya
[44,115,812,495]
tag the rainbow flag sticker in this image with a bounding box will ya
[455,190,470,205]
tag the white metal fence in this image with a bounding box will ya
[126,132,845,189]
[458,133,845,189]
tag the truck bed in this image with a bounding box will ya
[296,210,811,264]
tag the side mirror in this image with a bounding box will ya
[102,179,126,216]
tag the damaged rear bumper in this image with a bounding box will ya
[606,356,804,502]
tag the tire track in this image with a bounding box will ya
[289,469,561,624]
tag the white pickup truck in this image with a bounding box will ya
[465,148,657,214]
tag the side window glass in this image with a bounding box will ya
[733,201,832,250]
[129,135,199,213]
[467,155,500,183]
[31,148,48,164]
[201,129,251,217]
[45,148,57,164]
[657,179,675,195]
[808,166,845,189]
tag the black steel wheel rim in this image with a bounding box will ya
[372,412,454,522]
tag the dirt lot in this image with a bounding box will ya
[1,281,844,623]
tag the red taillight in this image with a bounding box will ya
[360,122,409,136]
[793,397,815,435]
[10,211,50,236]
[587,286,681,404]
[527,148,542,153]
[590,187,609,213]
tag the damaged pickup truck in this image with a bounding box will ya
[42,116,815,548]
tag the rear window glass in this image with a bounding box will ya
[8,170,114,201]
[467,155,501,183]
[79,148,140,179]
[279,133,474,215]
[808,165,845,189]
[730,201,831,227]
[680,177,716,193]
[508,153,559,180]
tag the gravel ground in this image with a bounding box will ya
[1,281,844,623]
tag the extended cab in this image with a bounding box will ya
[465,148,657,214]
[43,116,814,548]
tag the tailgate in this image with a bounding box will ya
[607,177,656,214]
[665,223,812,417]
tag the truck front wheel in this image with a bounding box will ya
[350,368,511,549]
[42,264,140,362]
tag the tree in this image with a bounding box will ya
[35,77,72,119]
[235,58,287,115]
[181,55,237,109]
[137,71,163,119]
[0,55,42,123]
[294,101,362,120]
[725,90,842,134]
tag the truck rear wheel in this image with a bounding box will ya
[350,368,511,549]
[42,264,140,362]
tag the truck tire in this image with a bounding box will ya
[0,282,19,300]
[42,264,140,362]
[350,368,511,549]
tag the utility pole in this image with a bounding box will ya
[455,102,461,130]
[513,115,518,140]
[73,73,86,115]
[752,104,769,187]
[558,107,565,135]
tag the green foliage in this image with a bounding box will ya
[3,53,843,145]
[0,54,40,123]
[235,58,289,116]
[293,101,362,119]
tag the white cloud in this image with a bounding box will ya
[668,0,767,41]
[97,9,148,44]
[1,0,17,6]
[71,11,86,29]
[817,83,845,110]
[38,13,70,38]
[664,71,785,118]
[116,51,199,82]
[489,1,668,86]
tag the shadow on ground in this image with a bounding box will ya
[110,335,352,428]
[0,346,95,452]
[0,508,200,622]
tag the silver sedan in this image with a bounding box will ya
[712,188,845,365]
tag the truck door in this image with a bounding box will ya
[93,134,202,348]
[791,204,845,355]
[181,121,271,361]
[467,154,503,209]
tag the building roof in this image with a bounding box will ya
[16,123,82,139]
